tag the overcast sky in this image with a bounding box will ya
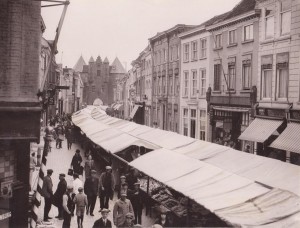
[41,0,241,70]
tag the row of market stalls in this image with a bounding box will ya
[72,106,300,227]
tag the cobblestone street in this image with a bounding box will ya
[35,138,155,228]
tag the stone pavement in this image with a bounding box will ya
[36,138,155,227]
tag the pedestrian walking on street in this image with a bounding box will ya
[119,212,135,228]
[65,126,73,150]
[84,154,95,178]
[113,192,134,227]
[53,173,67,219]
[118,182,129,199]
[99,166,115,210]
[56,125,64,149]
[131,182,144,225]
[42,169,54,221]
[62,185,74,228]
[71,149,83,176]
[73,187,88,228]
[84,170,99,216]
[92,208,112,228]
[29,152,37,191]
[73,173,83,194]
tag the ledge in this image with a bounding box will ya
[213,47,223,51]
[227,43,238,48]
[240,90,251,94]
[191,59,198,62]
[225,90,236,94]
[275,35,291,42]
[241,39,254,45]
[199,57,207,60]
[212,91,221,94]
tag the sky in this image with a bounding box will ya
[41,0,241,70]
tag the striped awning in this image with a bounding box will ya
[129,105,141,119]
[238,118,283,143]
[270,123,300,154]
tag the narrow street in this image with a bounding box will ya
[35,137,155,227]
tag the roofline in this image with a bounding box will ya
[206,9,261,31]
[149,24,196,42]
[178,25,207,39]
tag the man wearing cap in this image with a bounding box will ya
[92,209,112,228]
[73,187,88,228]
[131,182,144,225]
[42,169,53,221]
[71,149,83,175]
[99,166,115,210]
[113,192,134,227]
[119,212,135,227]
[53,173,67,219]
[62,185,74,228]
[84,169,99,216]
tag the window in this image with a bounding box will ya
[175,76,179,95]
[176,45,180,59]
[280,0,291,35]
[200,69,206,96]
[183,43,189,61]
[170,46,173,61]
[183,71,189,97]
[199,110,206,140]
[191,70,198,97]
[153,78,156,95]
[97,70,101,76]
[265,5,275,39]
[192,41,198,60]
[190,109,196,138]
[215,34,222,48]
[183,108,188,136]
[242,59,251,90]
[244,24,253,41]
[227,64,236,91]
[214,64,222,91]
[200,39,207,58]
[276,53,289,99]
[229,30,237,44]
[169,76,173,95]
[261,55,273,99]
[162,76,166,94]
[164,49,167,62]
[168,112,172,131]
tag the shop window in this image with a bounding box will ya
[281,0,291,35]
[229,29,237,44]
[191,70,198,98]
[214,34,222,48]
[174,109,178,132]
[183,71,189,97]
[243,24,253,41]
[200,38,207,58]
[276,53,289,99]
[200,69,206,96]
[214,64,222,91]
[168,112,172,131]
[183,108,188,136]
[190,109,196,138]
[261,55,273,99]
[191,41,198,60]
[265,5,275,39]
[183,43,189,62]
[199,110,206,141]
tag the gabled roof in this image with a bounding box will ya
[89,56,95,63]
[73,55,86,72]
[104,57,109,63]
[110,57,126,74]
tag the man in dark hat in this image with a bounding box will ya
[99,166,115,210]
[113,192,134,227]
[84,169,99,216]
[92,209,112,228]
[62,185,74,228]
[42,169,53,221]
[53,173,67,219]
[71,149,83,175]
[131,182,143,225]
[126,168,138,191]
[120,212,135,227]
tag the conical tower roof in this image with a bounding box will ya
[73,55,86,72]
[104,57,109,64]
[96,55,102,63]
[110,57,126,74]
[89,56,95,63]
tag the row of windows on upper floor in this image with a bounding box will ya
[153,45,180,65]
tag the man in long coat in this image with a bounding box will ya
[99,166,115,210]
[53,173,67,219]
[42,169,53,221]
[113,192,134,227]
[71,149,82,175]
[84,170,99,216]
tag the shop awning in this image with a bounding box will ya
[213,106,250,113]
[129,105,141,119]
[270,122,300,154]
[238,118,283,143]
